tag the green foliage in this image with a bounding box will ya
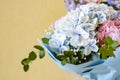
[28,51,37,61]
[99,36,119,59]
[77,52,85,59]
[71,57,77,64]
[21,58,30,72]
[24,65,29,72]
[104,36,113,45]
[111,41,119,49]
[42,37,49,44]
[34,45,44,50]
[57,50,91,65]
[21,58,30,66]
[61,59,67,65]
[74,0,79,5]
[21,45,45,72]
[57,55,68,61]
[57,50,79,65]
[64,51,74,57]
[39,50,45,59]
[100,2,108,4]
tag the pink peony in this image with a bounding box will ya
[97,20,120,45]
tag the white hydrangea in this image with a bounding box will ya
[49,33,66,49]
[49,3,116,55]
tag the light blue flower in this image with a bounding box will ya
[60,46,68,51]
[64,0,86,11]
[80,23,95,32]
[106,0,120,9]
[114,11,120,20]
[94,12,106,24]
[89,30,95,39]
[83,39,98,55]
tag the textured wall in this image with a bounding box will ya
[0,0,84,80]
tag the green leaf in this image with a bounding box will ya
[21,58,30,65]
[24,65,29,72]
[57,55,68,61]
[34,45,44,50]
[99,45,106,53]
[99,45,115,59]
[77,52,85,59]
[100,2,108,4]
[99,36,118,59]
[99,45,108,59]
[71,57,77,64]
[74,0,79,5]
[42,38,49,44]
[64,51,73,57]
[61,59,67,65]
[111,41,119,49]
[28,51,37,61]
[104,36,113,45]
[39,50,45,58]
[106,46,115,57]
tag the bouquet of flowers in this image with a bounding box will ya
[21,0,120,80]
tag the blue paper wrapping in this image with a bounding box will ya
[38,40,120,80]
[81,47,120,80]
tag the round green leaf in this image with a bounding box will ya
[21,58,30,65]
[71,57,77,64]
[61,60,67,65]
[42,38,49,44]
[28,51,37,61]
[24,65,29,72]
[39,50,45,59]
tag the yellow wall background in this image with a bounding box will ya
[0,0,84,80]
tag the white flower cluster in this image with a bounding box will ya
[48,3,116,55]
